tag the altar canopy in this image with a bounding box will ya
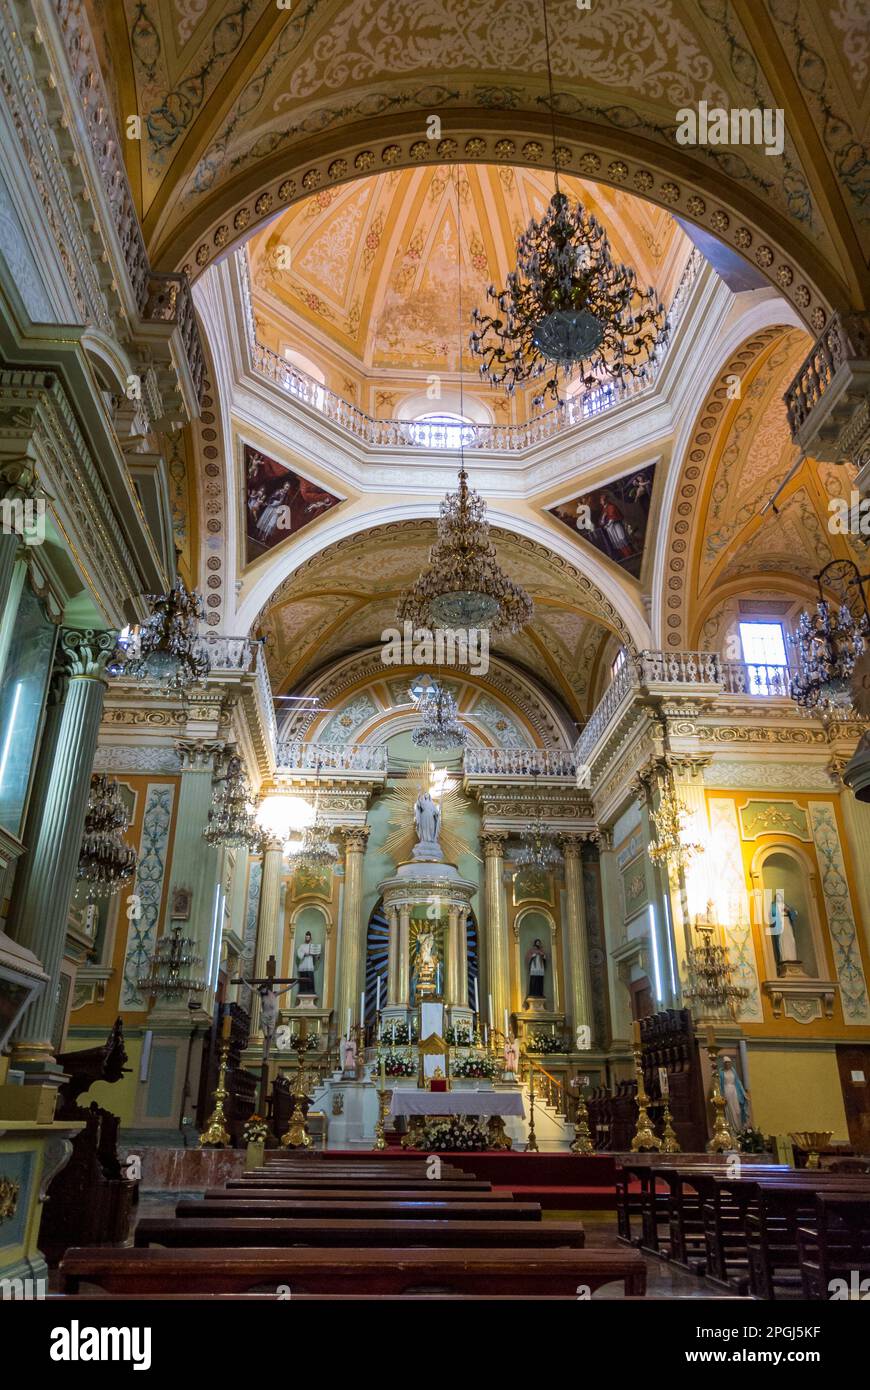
[389,1091,525,1118]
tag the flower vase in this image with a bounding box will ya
[245,1139,265,1171]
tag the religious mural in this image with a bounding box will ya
[547,463,656,578]
[244,444,341,564]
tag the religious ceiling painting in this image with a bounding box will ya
[547,463,657,578]
[244,444,341,564]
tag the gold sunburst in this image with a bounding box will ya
[379,762,479,868]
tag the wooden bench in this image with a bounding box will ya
[135,1217,586,1249]
[206,1186,506,1202]
[798,1193,870,1299]
[179,1199,541,1222]
[62,1245,645,1297]
[231,1177,491,1191]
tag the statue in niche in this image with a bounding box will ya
[295,931,322,999]
[526,938,548,1000]
[413,790,442,860]
[718,1055,750,1136]
[769,892,802,973]
[413,926,440,999]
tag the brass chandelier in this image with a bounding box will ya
[647,784,704,876]
[514,772,562,871]
[411,681,468,750]
[285,768,338,873]
[76,773,137,896]
[684,918,749,1021]
[111,575,211,694]
[469,0,668,408]
[398,464,533,633]
[203,754,261,851]
[789,560,870,717]
[137,925,206,1001]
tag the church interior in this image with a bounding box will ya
[1,0,869,1321]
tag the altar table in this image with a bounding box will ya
[389,1092,525,1118]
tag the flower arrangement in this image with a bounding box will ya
[417,1115,490,1151]
[445,1024,475,1046]
[382,1049,415,1077]
[737,1126,768,1154]
[526,1031,565,1055]
[243,1115,268,1144]
[383,1021,417,1045]
[452,1055,499,1079]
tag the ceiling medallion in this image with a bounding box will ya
[398,464,533,634]
[411,682,468,751]
[469,0,667,407]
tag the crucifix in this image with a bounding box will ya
[232,954,297,1114]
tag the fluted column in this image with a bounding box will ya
[386,904,400,1005]
[397,905,411,1007]
[481,832,510,1030]
[456,906,469,1008]
[9,629,115,1076]
[335,826,370,1033]
[561,835,593,1035]
[251,832,285,1038]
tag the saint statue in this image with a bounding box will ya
[341,1036,357,1074]
[295,930,322,998]
[503,1034,520,1074]
[414,790,441,846]
[526,938,547,999]
[718,1055,750,1136]
[413,927,439,999]
[769,894,799,964]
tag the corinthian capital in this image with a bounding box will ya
[480,831,508,859]
[340,825,370,854]
[0,457,41,502]
[58,628,117,680]
[175,739,226,772]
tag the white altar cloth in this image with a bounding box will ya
[389,1091,525,1118]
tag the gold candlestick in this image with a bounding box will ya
[199,1041,231,1148]
[660,1098,681,1153]
[706,1043,736,1153]
[526,1064,540,1153]
[281,1038,313,1148]
[630,1045,662,1153]
[570,1087,594,1155]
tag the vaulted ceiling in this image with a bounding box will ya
[95,0,867,313]
[248,164,689,404]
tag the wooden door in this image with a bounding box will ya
[836,1046,870,1150]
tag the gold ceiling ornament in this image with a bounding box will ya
[397,464,534,634]
[647,784,704,876]
[379,762,479,868]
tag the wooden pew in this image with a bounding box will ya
[798,1193,870,1299]
[743,1179,870,1299]
[230,1177,490,1191]
[135,1217,586,1249]
[178,1198,542,1222]
[61,1245,646,1297]
[203,1187,508,1202]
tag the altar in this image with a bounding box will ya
[389,1091,525,1119]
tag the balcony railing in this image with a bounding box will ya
[575,650,796,766]
[784,311,870,441]
[462,747,577,777]
[241,248,703,453]
[275,740,389,773]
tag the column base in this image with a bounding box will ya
[8,1041,67,1088]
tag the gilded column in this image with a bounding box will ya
[561,835,593,1036]
[456,905,469,1008]
[251,832,285,1038]
[397,904,411,1007]
[335,826,370,1033]
[8,629,115,1076]
[386,904,400,1005]
[481,832,510,1030]
[445,905,459,1006]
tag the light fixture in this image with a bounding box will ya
[647,784,704,876]
[110,575,211,694]
[203,754,261,851]
[411,681,468,750]
[76,774,137,896]
[514,771,563,871]
[683,913,749,1021]
[398,465,533,633]
[137,924,206,1001]
[257,794,315,842]
[469,0,667,407]
[284,765,338,873]
[790,560,870,717]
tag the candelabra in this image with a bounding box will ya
[684,917,749,1021]
[705,1038,737,1153]
[199,1040,231,1148]
[137,924,206,1001]
[203,754,261,851]
[570,1084,594,1155]
[110,575,210,694]
[630,1044,662,1153]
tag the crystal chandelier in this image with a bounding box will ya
[411,681,468,750]
[647,784,704,875]
[469,0,667,408]
[514,772,563,870]
[76,774,137,896]
[203,754,262,851]
[137,924,206,1000]
[684,919,749,1021]
[790,560,870,717]
[398,465,533,633]
[285,769,338,873]
[111,575,211,694]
